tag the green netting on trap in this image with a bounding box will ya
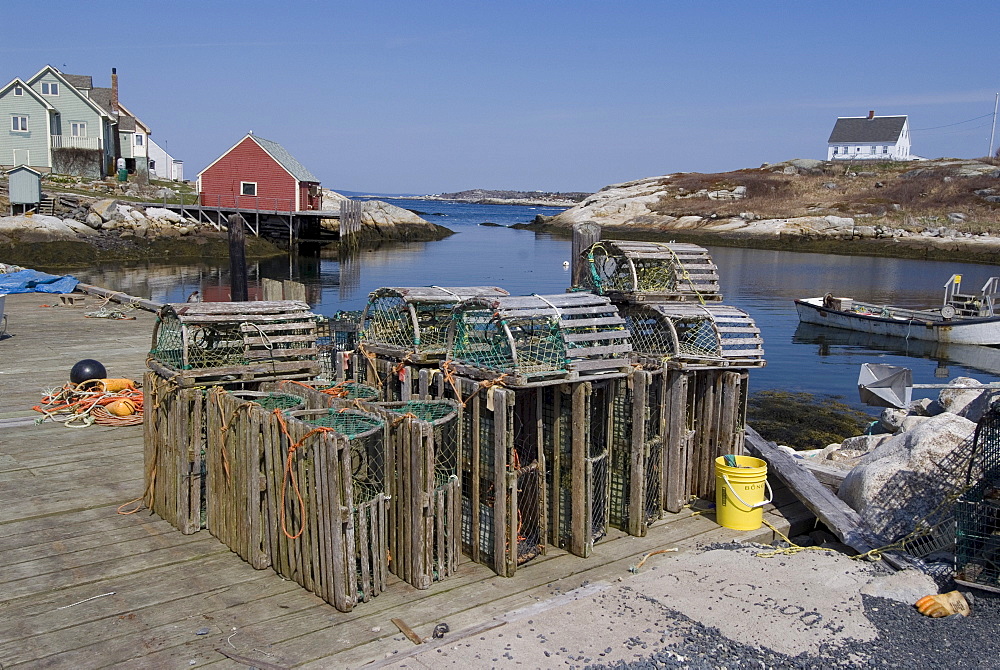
[362,297,452,356]
[316,381,380,401]
[382,400,461,485]
[583,245,679,294]
[382,400,456,423]
[151,316,249,369]
[300,408,383,438]
[450,308,567,377]
[232,392,304,411]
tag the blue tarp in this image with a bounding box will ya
[0,269,79,295]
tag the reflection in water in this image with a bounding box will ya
[61,202,1000,411]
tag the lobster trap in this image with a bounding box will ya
[360,286,509,363]
[375,400,463,589]
[606,369,664,537]
[147,300,320,387]
[660,368,749,512]
[261,379,381,410]
[622,303,765,369]
[955,400,1000,592]
[264,407,388,611]
[577,240,723,303]
[316,310,363,380]
[348,351,447,402]
[143,371,207,534]
[205,389,305,569]
[446,292,633,386]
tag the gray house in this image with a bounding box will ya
[827,111,912,161]
[6,165,42,215]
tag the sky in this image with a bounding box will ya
[5,1,999,194]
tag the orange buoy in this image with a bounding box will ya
[106,398,137,417]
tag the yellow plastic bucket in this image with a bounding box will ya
[715,455,772,531]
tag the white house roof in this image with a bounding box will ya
[828,116,907,144]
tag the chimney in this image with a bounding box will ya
[111,67,119,115]
[868,110,875,120]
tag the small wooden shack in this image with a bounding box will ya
[6,165,42,215]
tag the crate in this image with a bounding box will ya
[360,286,508,363]
[143,371,207,534]
[205,389,305,569]
[267,408,388,609]
[955,490,1000,593]
[147,300,320,387]
[375,400,463,588]
[315,310,363,379]
[576,240,723,302]
[446,292,633,386]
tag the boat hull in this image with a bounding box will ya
[794,298,1000,346]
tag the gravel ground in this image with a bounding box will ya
[384,543,999,670]
[593,589,1000,670]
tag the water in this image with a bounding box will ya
[64,199,1000,412]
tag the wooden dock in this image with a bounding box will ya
[0,292,812,669]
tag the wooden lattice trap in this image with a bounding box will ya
[347,350,447,402]
[622,303,765,369]
[360,286,509,363]
[265,407,389,611]
[372,400,463,589]
[205,389,306,568]
[577,240,723,303]
[315,310,363,380]
[446,291,633,387]
[147,300,320,387]
[660,368,749,513]
[261,379,381,410]
[143,371,208,535]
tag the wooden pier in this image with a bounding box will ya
[0,292,811,668]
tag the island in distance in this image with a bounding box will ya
[414,188,592,207]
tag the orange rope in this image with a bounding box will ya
[33,382,144,426]
[273,408,336,539]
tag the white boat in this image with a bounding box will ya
[795,274,1000,345]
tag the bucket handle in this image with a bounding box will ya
[722,474,773,510]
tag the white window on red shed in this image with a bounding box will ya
[241,182,257,196]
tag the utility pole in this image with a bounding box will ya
[990,92,999,158]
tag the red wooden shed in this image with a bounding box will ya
[197,133,321,212]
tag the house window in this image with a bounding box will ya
[832,147,838,155]
[71,122,87,137]
[41,82,59,96]
[882,145,889,154]
[135,134,143,146]
[11,116,27,132]
[241,182,257,196]
[13,86,22,96]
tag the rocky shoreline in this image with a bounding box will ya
[518,158,1000,263]
[0,190,452,267]
[409,188,589,208]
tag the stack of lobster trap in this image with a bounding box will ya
[142,229,767,607]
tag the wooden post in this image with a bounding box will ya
[228,213,249,301]
[571,221,602,287]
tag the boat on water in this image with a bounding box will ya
[795,274,1000,345]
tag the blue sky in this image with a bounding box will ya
[5,1,999,193]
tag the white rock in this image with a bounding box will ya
[0,214,80,242]
[144,207,183,223]
[63,218,99,237]
[839,413,975,543]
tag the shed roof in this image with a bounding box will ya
[250,135,320,183]
[828,116,907,143]
[6,165,42,177]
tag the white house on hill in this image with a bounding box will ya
[827,111,911,161]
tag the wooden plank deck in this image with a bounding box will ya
[0,292,812,669]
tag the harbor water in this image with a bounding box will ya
[64,198,1000,411]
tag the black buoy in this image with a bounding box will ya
[70,359,107,385]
